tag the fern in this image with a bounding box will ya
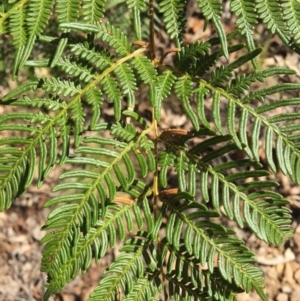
[1,1,300,301]
[159,0,186,41]
[230,0,257,65]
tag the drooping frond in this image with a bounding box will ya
[225,67,295,97]
[16,0,54,74]
[230,0,257,66]
[39,119,156,297]
[84,88,103,129]
[88,236,159,301]
[174,42,245,77]
[8,4,27,49]
[173,41,211,76]
[43,202,150,299]
[42,141,153,296]
[173,45,300,185]
[0,26,152,207]
[150,70,176,120]
[156,47,296,245]
[71,43,113,69]
[159,129,293,245]
[196,0,228,57]
[126,0,147,40]
[166,269,242,301]
[159,0,186,41]
[82,0,106,23]
[281,0,300,44]
[256,0,300,53]
[56,0,81,22]
[159,193,268,301]
[0,80,70,207]
[210,48,262,86]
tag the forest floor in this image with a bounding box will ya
[1,2,300,301]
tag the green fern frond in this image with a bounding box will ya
[39,121,154,296]
[166,271,207,301]
[255,0,300,52]
[84,88,103,129]
[162,193,268,300]
[0,137,35,210]
[159,125,293,245]
[27,0,54,36]
[151,70,176,120]
[3,95,67,111]
[281,0,300,44]
[132,55,157,84]
[207,162,292,245]
[69,100,85,146]
[82,0,106,23]
[225,66,296,96]
[1,3,299,301]
[158,151,176,188]
[88,236,158,301]
[164,253,242,301]
[55,0,81,23]
[58,57,96,82]
[43,203,147,298]
[174,151,190,192]
[175,42,244,77]
[196,0,228,58]
[186,95,294,244]
[97,22,131,56]
[174,76,202,131]
[159,0,186,40]
[101,75,122,120]
[15,0,54,73]
[9,5,27,49]
[0,103,67,194]
[71,43,113,70]
[243,83,300,103]
[52,9,89,63]
[174,75,193,99]
[0,40,148,206]
[59,21,131,56]
[114,62,137,105]
[196,75,300,184]
[174,41,210,74]
[210,48,262,86]
[230,0,257,66]
[111,123,137,142]
[42,77,81,97]
[126,0,147,40]
[56,0,80,22]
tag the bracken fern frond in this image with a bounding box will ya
[1,1,300,301]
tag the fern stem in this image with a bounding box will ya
[149,0,155,61]
[150,75,169,299]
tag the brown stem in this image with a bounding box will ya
[149,0,155,61]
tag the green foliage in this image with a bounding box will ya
[1,1,300,300]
